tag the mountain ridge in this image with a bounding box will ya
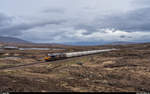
[0,36,30,43]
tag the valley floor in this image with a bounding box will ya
[0,43,150,92]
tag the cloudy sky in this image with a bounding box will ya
[0,0,150,45]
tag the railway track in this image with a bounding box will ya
[0,55,87,71]
[0,49,117,71]
[0,58,70,71]
[0,61,44,71]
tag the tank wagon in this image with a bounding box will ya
[44,49,116,61]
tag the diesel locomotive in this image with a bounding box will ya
[44,49,116,61]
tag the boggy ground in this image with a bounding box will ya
[0,43,150,92]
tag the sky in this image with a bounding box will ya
[0,0,150,45]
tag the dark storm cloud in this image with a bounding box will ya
[92,7,150,32]
[0,18,66,36]
[74,24,98,35]
[0,0,150,43]
[68,6,150,41]
[0,13,12,27]
[133,0,150,6]
[1,6,150,42]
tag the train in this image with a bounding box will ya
[44,49,116,61]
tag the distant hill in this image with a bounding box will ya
[0,36,144,47]
[0,36,30,43]
[110,41,138,45]
[62,41,140,46]
[62,41,107,46]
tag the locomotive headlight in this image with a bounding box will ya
[44,56,51,61]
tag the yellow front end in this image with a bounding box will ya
[44,56,51,61]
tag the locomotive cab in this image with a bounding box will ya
[44,53,66,61]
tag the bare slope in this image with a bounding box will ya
[0,43,150,92]
[0,36,30,43]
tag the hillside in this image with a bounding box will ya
[0,36,30,43]
[111,41,138,45]
[0,43,150,92]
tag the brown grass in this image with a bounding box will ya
[1,43,150,92]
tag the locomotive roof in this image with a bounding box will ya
[48,53,63,56]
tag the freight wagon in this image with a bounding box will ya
[44,49,116,61]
